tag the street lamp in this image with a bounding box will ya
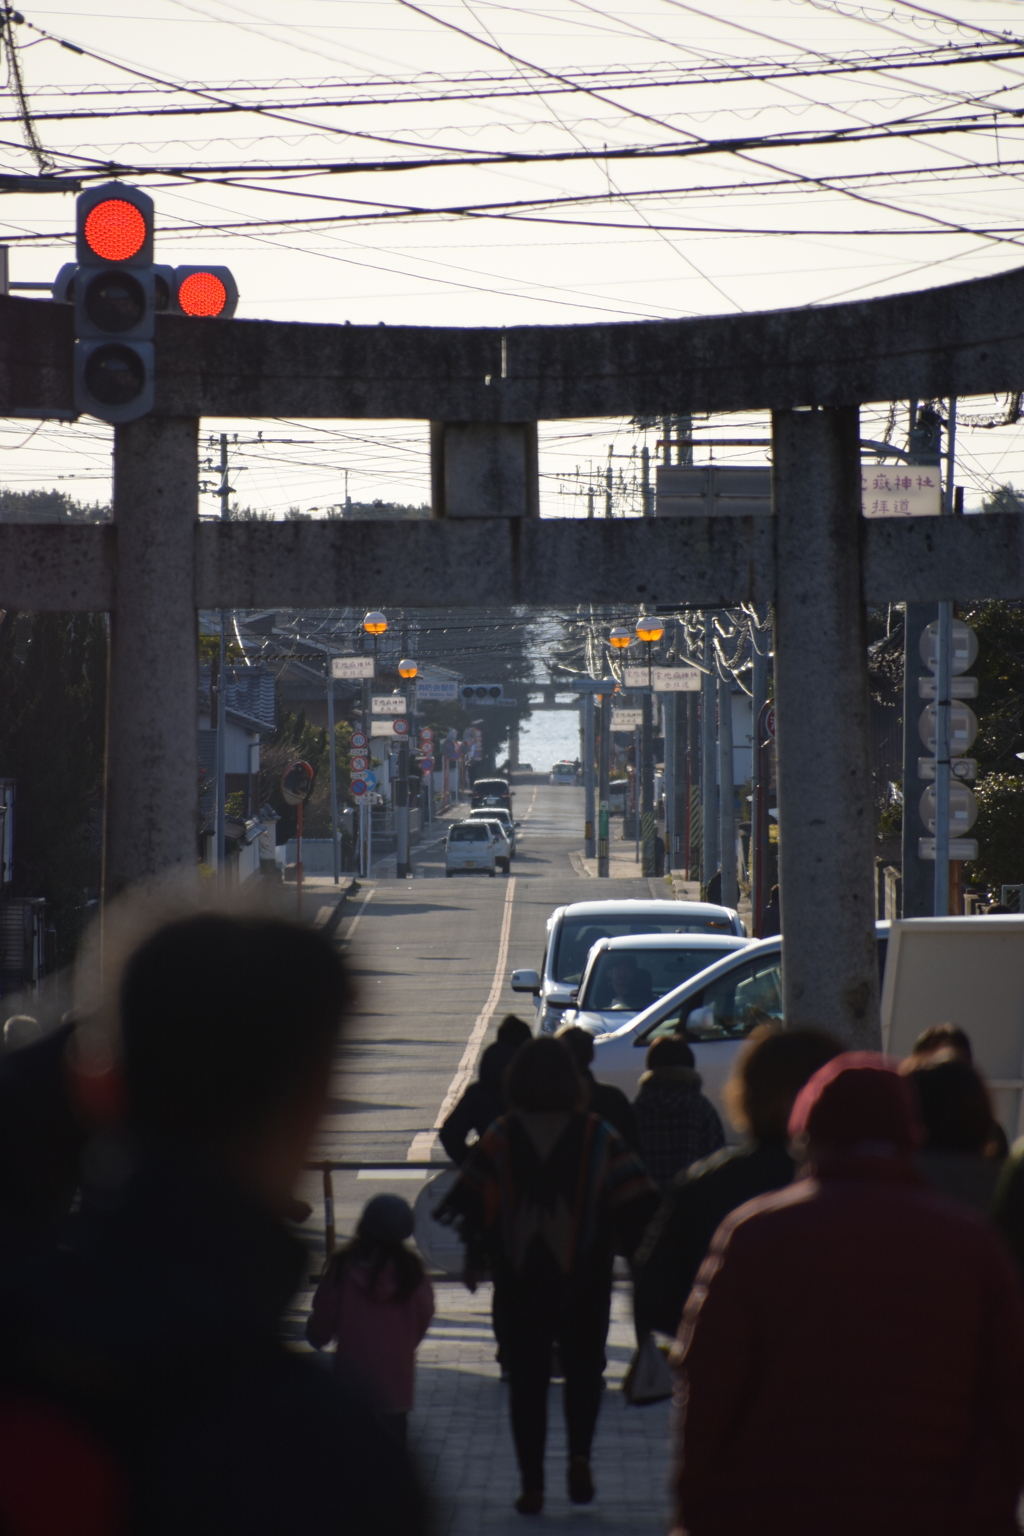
[357,612,387,880]
[398,658,417,679]
[608,627,631,651]
[635,616,664,877]
[635,614,664,687]
[363,610,387,636]
[395,658,417,878]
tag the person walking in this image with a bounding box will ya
[439,1013,531,1164]
[632,1037,724,1188]
[634,1026,840,1337]
[440,1038,657,1516]
[672,1053,1024,1536]
[901,1049,1004,1212]
[307,1194,434,1444]
[556,1024,639,1150]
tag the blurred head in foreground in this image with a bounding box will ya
[789,1052,922,1161]
[117,911,349,1210]
[724,1025,843,1142]
[911,1022,973,1064]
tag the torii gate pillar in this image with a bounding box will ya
[103,416,199,900]
[773,406,879,1044]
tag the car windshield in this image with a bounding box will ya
[450,824,489,842]
[474,781,507,794]
[551,913,734,983]
[579,946,733,1012]
[470,810,510,827]
[641,953,783,1044]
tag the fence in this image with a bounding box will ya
[305,1158,454,1266]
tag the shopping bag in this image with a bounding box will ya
[622,1331,673,1406]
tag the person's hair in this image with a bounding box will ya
[119,912,349,1148]
[911,1023,973,1063]
[496,1014,532,1050]
[725,1025,843,1140]
[330,1231,425,1303]
[901,1049,994,1154]
[645,1036,695,1073]
[505,1037,584,1113]
[555,1024,594,1070]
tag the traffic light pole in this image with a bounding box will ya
[583,692,596,859]
[640,691,655,876]
[701,624,719,895]
[718,669,737,908]
[104,416,199,900]
[598,691,611,878]
[396,680,411,878]
[214,433,229,874]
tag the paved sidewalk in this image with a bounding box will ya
[287,1278,674,1533]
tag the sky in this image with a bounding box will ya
[2,0,1024,513]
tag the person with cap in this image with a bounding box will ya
[307,1193,434,1445]
[672,1052,1024,1536]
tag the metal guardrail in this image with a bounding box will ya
[304,1157,455,1261]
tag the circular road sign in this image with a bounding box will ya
[420,727,434,742]
[419,756,434,774]
[918,702,978,756]
[765,705,776,739]
[280,759,314,806]
[360,770,378,789]
[919,782,979,835]
[920,619,978,676]
[351,732,367,749]
[350,755,369,772]
[350,779,368,797]
[393,718,410,736]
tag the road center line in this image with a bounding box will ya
[407,874,517,1161]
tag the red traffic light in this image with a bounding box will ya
[76,183,153,268]
[84,199,146,262]
[178,271,226,316]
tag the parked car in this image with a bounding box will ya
[561,932,751,1037]
[445,820,501,877]
[550,761,580,785]
[591,925,891,1135]
[473,817,512,873]
[470,777,513,811]
[510,898,748,1034]
[466,805,518,856]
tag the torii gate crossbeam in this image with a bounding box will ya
[2,262,1024,1048]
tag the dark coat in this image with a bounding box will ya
[673,1155,1024,1536]
[633,1137,794,1338]
[3,1142,425,1536]
[632,1066,724,1187]
[439,1039,514,1164]
[586,1071,640,1153]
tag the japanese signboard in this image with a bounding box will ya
[331,655,375,679]
[623,666,702,691]
[611,709,643,730]
[862,465,942,518]
[416,679,459,702]
[371,694,407,715]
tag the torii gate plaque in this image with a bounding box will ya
[3,264,1024,1048]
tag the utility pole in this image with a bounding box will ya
[583,692,596,858]
[325,650,340,884]
[701,621,719,894]
[641,444,653,518]
[718,666,737,907]
[214,433,230,874]
[750,611,770,932]
[663,692,675,870]
[598,690,611,877]
[932,398,959,916]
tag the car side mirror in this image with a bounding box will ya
[515,821,521,827]
[685,1005,720,1039]
[511,969,541,993]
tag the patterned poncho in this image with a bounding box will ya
[439,1109,657,1278]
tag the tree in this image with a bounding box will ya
[957,600,1024,776]
[257,710,352,841]
[0,611,107,963]
[981,483,1024,515]
[964,773,1024,897]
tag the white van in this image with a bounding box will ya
[445,820,500,877]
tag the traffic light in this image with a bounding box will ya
[170,266,238,318]
[73,183,155,424]
[460,684,504,703]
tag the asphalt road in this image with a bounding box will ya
[297,785,661,1262]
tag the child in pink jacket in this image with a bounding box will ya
[307,1194,434,1443]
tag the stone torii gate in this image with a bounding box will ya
[3,265,1024,1048]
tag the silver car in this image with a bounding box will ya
[510,897,748,1034]
[562,931,751,1037]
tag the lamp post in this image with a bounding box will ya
[396,657,417,878]
[361,610,387,877]
[609,628,632,860]
[636,615,664,876]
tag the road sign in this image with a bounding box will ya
[351,731,367,749]
[416,679,459,702]
[372,694,406,715]
[332,655,375,679]
[419,727,434,743]
[919,782,979,835]
[393,718,409,736]
[360,770,378,789]
[918,837,979,861]
[350,755,369,773]
[918,675,978,700]
[419,756,434,774]
[918,702,978,755]
[764,705,776,740]
[920,618,978,675]
[611,709,643,730]
[350,779,368,797]
[372,718,408,735]
[919,756,976,782]
[280,760,314,805]
[571,678,617,694]
[623,666,701,691]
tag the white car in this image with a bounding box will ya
[550,761,580,785]
[510,898,748,1034]
[473,817,512,873]
[445,820,502,877]
[563,932,752,1038]
[591,925,891,1135]
[466,806,518,856]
